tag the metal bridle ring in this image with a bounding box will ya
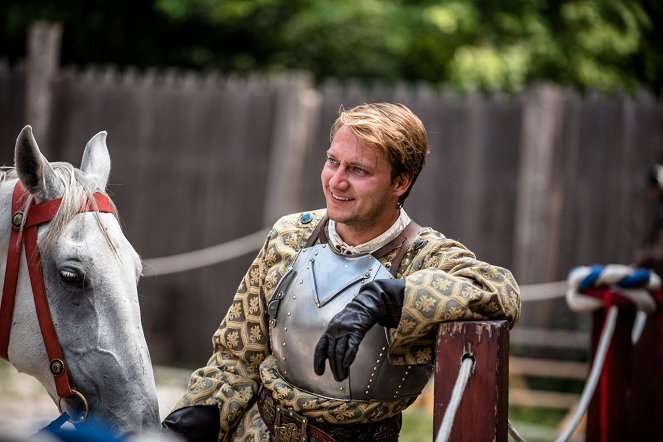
[57,389,89,423]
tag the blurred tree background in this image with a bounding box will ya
[1,0,662,93]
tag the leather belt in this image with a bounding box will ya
[257,387,401,442]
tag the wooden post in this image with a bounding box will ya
[586,304,663,442]
[513,85,566,285]
[433,320,510,442]
[25,21,61,149]
[262,72,320,225]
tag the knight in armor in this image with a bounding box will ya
[163,102,521,441]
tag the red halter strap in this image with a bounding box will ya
[0,181,114,399]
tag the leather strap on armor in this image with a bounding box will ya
[257,387,401,442]
[304,214,421,276]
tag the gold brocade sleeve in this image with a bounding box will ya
[171,211,323,441]
[388,228,521,365]
[172,234,271,440]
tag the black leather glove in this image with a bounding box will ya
[162,405,220,442]
[313,279,405,382]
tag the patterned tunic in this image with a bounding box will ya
[173,209,521,441]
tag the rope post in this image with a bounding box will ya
[586,304,663,442]
[433,320,510,442]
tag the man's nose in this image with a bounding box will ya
[328,167,349,189]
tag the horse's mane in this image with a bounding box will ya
[1,163,118,256]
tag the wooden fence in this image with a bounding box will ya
[1,23,662,366]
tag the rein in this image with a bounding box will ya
[0,181,114,421]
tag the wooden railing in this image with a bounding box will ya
[433,305,663,442]
[433,320,510,441]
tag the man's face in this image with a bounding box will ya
[321,125,410,245]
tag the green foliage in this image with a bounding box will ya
[0,0,661,93]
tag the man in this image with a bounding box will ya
[163,103,521,441]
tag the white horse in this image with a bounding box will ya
[0,126,160,435]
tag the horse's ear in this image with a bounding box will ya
[15,125,63,201]
[80,131,111,190]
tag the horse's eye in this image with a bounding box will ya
[59,269,85,287]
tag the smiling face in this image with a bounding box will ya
[321,125,411,245]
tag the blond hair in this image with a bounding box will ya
[330,102,429,203]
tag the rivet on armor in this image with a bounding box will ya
[398,385,402,389]
[376,359,380,363]
[299,280,303,284]
[316,303,320,308]
[401,378,406,381]
[373,367,377,371]
[407,365,412,369]
[11,212,23,230]
[381,347,386,351]
[360,279,365,284]
[368,267,373,272]
[283,342,286,346]
[50,359,65,376]
[365,391,369,395]
[322,245,326,248]
[370,373,375,377]
[405,372,409,375]
[339,387,343,391]
[284,327,288,331]
[363,273,370,278]
[288,312,291,316]
[379,353,383,357]
[292,295,296,299]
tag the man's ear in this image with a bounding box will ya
[393,172,413,199]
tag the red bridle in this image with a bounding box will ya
[0,181,114,418]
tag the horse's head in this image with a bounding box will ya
[0,126,160,433]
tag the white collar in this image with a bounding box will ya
[327,209,411,256]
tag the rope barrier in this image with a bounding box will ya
[434,355,475,442]
[137,226,579,302]
[554,305,618,442]
[508,419,528,442]
[504,306,619,442]
[141,228,271,276]
[508,264,660,442]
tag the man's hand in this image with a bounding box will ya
[313,279,405,382]
[162,405,220,442]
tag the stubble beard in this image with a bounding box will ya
[331,196,394,238]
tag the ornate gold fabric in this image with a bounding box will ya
[173,209,521,441]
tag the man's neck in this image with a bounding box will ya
[327,210,410,255]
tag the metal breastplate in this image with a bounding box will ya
[267,244,432,400]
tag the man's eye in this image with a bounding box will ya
[327,157,338,165]
[352,167,365,174]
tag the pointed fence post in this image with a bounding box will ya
[25,21,61,148]
[433,320,510,442]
